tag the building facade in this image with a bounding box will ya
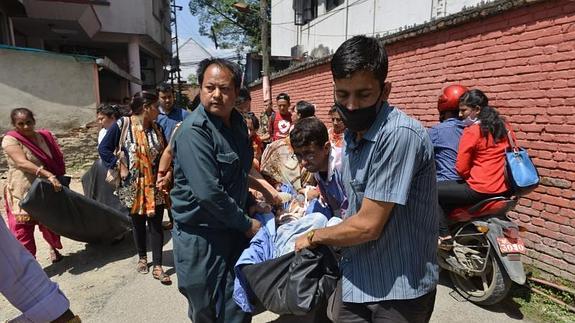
[177,37,213,84]
[272,0,495,58]
[0,0,172,102]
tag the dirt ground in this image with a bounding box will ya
[1,178,533,322]
[0,179,138,321]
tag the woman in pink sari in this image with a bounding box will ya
[2,108,66,262]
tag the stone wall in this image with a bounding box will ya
[0,122,100,177]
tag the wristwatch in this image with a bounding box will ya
[306,229,316,246]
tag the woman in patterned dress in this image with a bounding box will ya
[99,91,171,285]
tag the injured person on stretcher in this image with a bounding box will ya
[234,185,342,316]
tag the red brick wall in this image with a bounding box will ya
[250,63,335,122]
[250,0,575,281]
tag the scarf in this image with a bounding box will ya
[260,137,312,191]
[6,129,65,176]
[129,116,165,216]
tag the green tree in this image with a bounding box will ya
[187,73,198,85]
[188,0,269,53]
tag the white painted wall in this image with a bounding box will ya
[271,0,298,57]
[445,0,487,16]
[298,7,347,56]
[271,0,493,57]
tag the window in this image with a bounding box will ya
[293,0,318,25]
[326,0,344,12]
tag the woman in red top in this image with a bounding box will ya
[438,89,514,247]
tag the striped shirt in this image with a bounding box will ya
[340,102,439,303]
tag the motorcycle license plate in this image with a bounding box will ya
[497,237,526,254]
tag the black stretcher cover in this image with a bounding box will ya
[241,246,339,316]
[20,178,131,243]
[81,159,130,221]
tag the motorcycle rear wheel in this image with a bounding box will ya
[449,250,512,305]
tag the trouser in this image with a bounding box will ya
[333,281,436,323]
[130,205,164,266]
[437,180,503,236]
[173,225,250,323]
[167,208,173,222]
[7,220,62,258]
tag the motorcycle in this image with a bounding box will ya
[438,196,527,305]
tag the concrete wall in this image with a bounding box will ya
[0,47,98,135]
[94,3,146,35]
[271,0,492,57]
[93,0,170,53]
[253,0,575,282]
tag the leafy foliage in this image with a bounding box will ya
[188,0,269,53]
[187,73,198,85]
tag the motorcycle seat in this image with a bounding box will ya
[448,196,517,222]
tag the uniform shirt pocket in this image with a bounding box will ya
[216,151,240,182]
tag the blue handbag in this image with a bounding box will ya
[505,131,539,195]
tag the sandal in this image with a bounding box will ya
[152,266,172,285]
[137,257,149,274]
[50,248,64,263]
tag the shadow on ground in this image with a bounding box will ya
[44,223,176,278]
[44,233,136,277]
[437,270,525,320]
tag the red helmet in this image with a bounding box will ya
[438,85,468,112]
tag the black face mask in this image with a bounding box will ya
[334,90,383,132]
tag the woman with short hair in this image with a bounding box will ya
[96,103,122,144]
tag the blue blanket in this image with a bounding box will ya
[233,212,341,312]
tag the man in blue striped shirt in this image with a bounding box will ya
[295,36,439,322]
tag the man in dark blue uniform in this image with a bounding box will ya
[170,58,261,323]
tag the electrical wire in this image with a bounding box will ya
[273,21,401,37]
[271,0,403,38]
[271,20,297,26]
[175,9,212,48]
